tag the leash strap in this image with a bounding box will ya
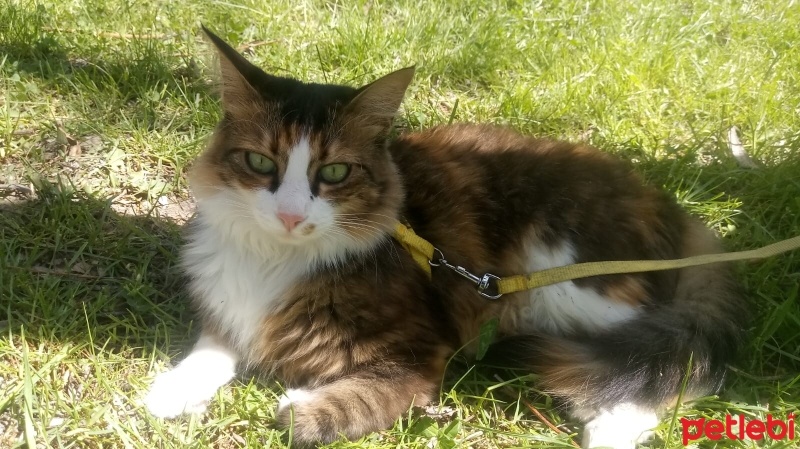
[393,222,800,299]
[394,223,434,279]
[497,235,800,294]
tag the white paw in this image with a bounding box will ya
[277,388,316,411]
[583,403,658,449]
[144,367,218,418]
[143,335,238,419]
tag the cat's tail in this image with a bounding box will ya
[484,222,747,415]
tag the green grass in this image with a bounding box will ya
[1,0,799,447]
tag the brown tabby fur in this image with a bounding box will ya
[177,28,745,447]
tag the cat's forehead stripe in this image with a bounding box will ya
[283,136,312,183]
[273,135,313,216]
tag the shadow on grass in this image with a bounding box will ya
[1,3,208,133]
[0,184,193,352]
[1,4,194,82]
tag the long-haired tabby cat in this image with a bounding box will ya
[144,27,745,448]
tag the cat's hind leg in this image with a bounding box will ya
[144,332,238,418]
[276,361,440,447]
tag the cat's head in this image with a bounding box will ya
[190,27,412,257]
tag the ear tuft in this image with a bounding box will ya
[201,26,263,113]
[343,66,415,136]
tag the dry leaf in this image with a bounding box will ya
[68,143,82,156]
[71,261,91,275]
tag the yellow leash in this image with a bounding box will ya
[393,223,800,299]
[394,222,436,279]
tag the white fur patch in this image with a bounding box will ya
[583,403,658,449]
[183,215,323,351]
[275,136,312,217]
[516,240,641,334]
[277,388,316,411]
[144,334,238,418]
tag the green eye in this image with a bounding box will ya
[319,163,351,184]
[245,152,276,175]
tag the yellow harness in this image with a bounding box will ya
[393,222,800,299]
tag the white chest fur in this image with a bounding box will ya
[182,221,309,352]
[513,240,641,335]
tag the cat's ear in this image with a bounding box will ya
[343,66,415,138]
[201,25,268,113]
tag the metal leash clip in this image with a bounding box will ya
[428,248,503,299]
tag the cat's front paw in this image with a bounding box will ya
[144,367,216,418]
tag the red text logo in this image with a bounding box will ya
[681,414,795,445]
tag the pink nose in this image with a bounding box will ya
[277,212,305,231]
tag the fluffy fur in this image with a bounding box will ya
[144,27,746,449]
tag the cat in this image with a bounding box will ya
[143,26,746,449]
